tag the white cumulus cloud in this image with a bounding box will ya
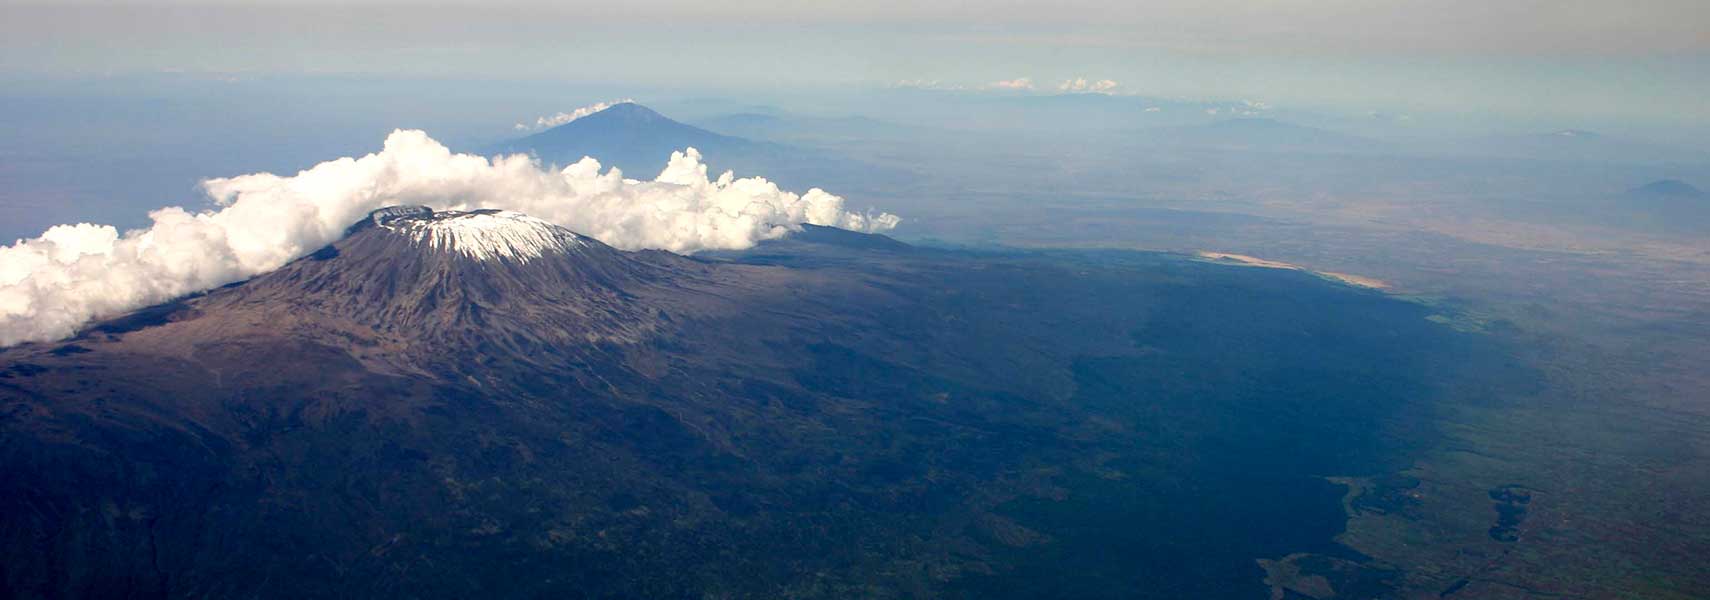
[514,98,635,131]
[985,77,1035,90]
[0,130,899,347]
[1057,78,1119,93]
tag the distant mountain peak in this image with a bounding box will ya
[533,101,672,133]
[487,101,900,193]
[1551,129,1601,139]
[492,102,744,175]
[370,207,591,263]
[514,99,638,131]
[582,101,662,121]
[1630,179,1705,198]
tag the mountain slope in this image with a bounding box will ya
[0,207,900,597]
[0,207,1517,598]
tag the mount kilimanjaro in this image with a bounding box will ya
[0,207,1506,598]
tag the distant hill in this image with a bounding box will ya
[489,102,914,192]
[1629,179,1706,199]
[1615,179,1709,233]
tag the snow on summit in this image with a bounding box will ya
[381,210,589,263]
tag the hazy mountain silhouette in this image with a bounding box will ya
[1615,179,1710,232]
[492,102,769,176]
[1630,179,1706,199]
[489,102,913,191]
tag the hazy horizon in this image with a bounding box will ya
[4,0,1708,131]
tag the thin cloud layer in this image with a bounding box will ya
[0,130,899,346]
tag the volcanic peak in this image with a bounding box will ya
[366,206,591,262]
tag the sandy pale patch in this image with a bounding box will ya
[1195,252,1299,270]
[1197,251,1388,290]
[1319,271,1389,289]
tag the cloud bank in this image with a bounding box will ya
[0,130,899,346]
[1057,78,1119,93]
[514,98,635,131]
[985,77,1035,90]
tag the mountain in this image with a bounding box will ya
[488,103,912,192]
[1630,179,1706,199]
[1615,179,1710,232]
[0,206,870,597]
[493,102,767,177]
[218,206,700,350]
[0,207,1516,598]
